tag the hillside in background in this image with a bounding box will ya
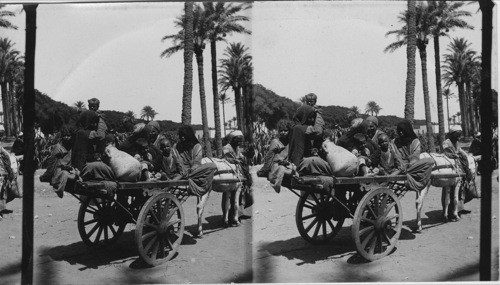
[253,83,408,129]
[34,90,200,134]
[34,84,418,135]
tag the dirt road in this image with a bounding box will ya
[252,167,499,283]
[0,170,252,284]
[0,166,498,284]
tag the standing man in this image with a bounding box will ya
[304,93,324,138]
[88,98,108,157]
[88,98,107,141]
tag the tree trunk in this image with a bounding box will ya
[433,35,445,149]
[222,100,226,137]
[419,46,436,152]
[457,82,468,136]
[210,40,222,156]
[182,2,194,125]
[9,82,18,135]
[195,49,212,157]
[404,0,417,122]
[233,86,243,131]
[466,81,476,135]
[243,84,254,143]
[0,81,11,137]
[446,95,450,133]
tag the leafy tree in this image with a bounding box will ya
[0,5,17,30]
[162,4,212,157]
[385,2,436,151]
[428,1,473,146]
[219,42,252,138]
[140,105,158,122]
[0,38,20,137]
[74,101,85,111]
[365,101,382,116]
[203,2,251,155]
[442,37,476,136]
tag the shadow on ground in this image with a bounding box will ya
[403,209,446,232]
[258,227,356,266]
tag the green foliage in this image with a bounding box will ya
[252,84,298,129]
[34,89,200,135]
[35,90,79,134]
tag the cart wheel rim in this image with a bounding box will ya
[135,193,185,266]
[352,187,403,261]
[77,196,125,248]
[296,191,345,245]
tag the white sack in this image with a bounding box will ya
[105,145,142,182]
[322,140,359,177]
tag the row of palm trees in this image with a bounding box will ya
[388,1,477,152]
[164,2,252,157]
[0,5,23,138]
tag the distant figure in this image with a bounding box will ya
[468,132,482,158]
[88,98,107,139]
[303,93,325,139]
[41,125,78,198]
[11,132,24,175]
[0,134,19,219]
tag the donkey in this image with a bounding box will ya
[414,152,478,232]
[196,157,244,236]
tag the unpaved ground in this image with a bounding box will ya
[0,165,498,284]
[252,167,500,283]
[0,169,252,284]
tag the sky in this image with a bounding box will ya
[1,1,498,129]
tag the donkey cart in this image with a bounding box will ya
[281,172,464,261]
[65,178,244,266]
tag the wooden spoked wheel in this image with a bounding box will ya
[135,193,185,266]
[295,191,345,245]
[352,187,403,261]
[77,196,126,247]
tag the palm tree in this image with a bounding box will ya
[6,53,23,134]
[203,2,251,156]
[162,4,212,157]
[442,37,476,136]
[219,91,232,136]
[385,2,435,152]
[349,106,360,116]
[405,0,417,122]
[0,38,20,137]
[0,5,17,30]
[182,2,194,126]
[365,101,382,116]
[140,105,158,122]
[74,101,85,111]
[442,88,454,131]
[428,1,473,146]
[219,42,252,135]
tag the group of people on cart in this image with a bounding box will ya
[39,98,252,203]
[257,93,479,210]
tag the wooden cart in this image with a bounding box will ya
[281,172,463,261]
[65,178,244,266]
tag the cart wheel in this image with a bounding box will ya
[135,193,185,266]
[296,191,345,245]
[352,187,403,261]
[77,196,126,247]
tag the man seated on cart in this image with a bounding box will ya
[171,125,217,197]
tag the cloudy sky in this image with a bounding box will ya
[2,1,497,128]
